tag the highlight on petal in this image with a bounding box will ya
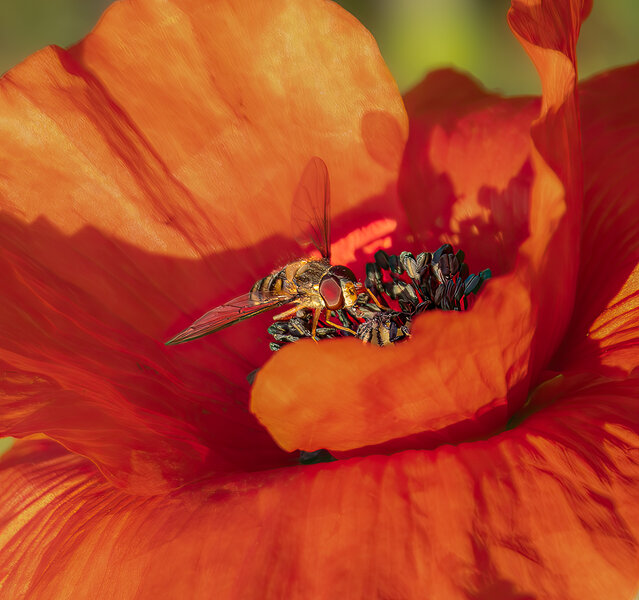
[0,0,407,492]
[70,0,409,252]
[552,64,639,378]
[3,373,639,600]
[252,0,588,454]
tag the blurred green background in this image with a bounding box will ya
[1,0,637,94]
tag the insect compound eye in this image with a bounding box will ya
[328,265,357,283]
[319,275,344,310]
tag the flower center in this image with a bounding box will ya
[266,243,491,351]
[255,243,491,465]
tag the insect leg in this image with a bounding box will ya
[365,287,386,310]
[324,310,356,335]
[310,308,321,342]
[273,305,302,321]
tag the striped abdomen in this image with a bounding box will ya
[249,259,330,303]
[249,268,290,302]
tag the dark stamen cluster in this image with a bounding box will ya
[267,317,339,351]
[366,244,491,314]
[267,244,491,351]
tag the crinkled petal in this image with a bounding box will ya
[0,0,407,492]
[400,68,538,275]
[252,0,586,453]
[3,373,639,599]
[553,64,639,377]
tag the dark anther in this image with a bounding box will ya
[267,322,289,336]
[288,317,311,337]
[299,449,337,465]
[398,281,420,306]
[356,311,409,346]
[365,262,385,298]
[444,279,456,308]
[420,276,433,300]
[262,243,491,351]
[388,254,403,275]
[335,309,355,331]
[375,249,390,271]
[464,274,480,294]
[316,327,337,337]
[479,269,492,284]
[449,255,460,276]
[399,251,419,280]
[432,243,453,264]
[246,369,259,385]
[438,254,452,279]
[272,332,295,343]
[414,300,431,313]
[434,283,445,307]
[431,263,444,284]
[384,279,409,301]
[415,251,431,273]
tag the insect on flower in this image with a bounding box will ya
[166,157,362,345]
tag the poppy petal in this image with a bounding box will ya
[0,0,406,492]
[3,373,639,599]
[70,0,409,252]
[553,64,639,378]
[252,0,586,453]
[400,68,539,275]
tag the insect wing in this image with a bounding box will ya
[166,293,291,345]
[291,156,331,260]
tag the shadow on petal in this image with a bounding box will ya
[399,69,539,276]
[0,174,413,494]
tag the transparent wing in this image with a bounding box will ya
[291,156,331,260]
[166,293,292,345]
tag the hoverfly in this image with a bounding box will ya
[166,157,361,345]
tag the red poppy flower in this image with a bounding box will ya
[1,0,638,598]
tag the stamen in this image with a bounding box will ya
[266,244,491,350]
[299,449,337,465]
